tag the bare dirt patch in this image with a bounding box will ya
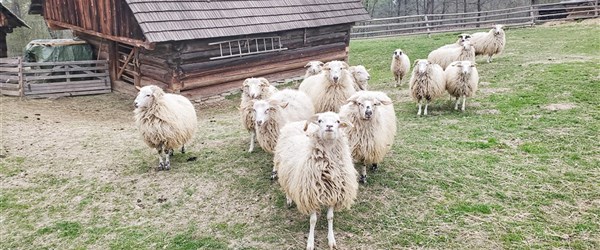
[476,109,501,115]
[478,88,511,95]
[522,55,596,66]
[542,103,576,111]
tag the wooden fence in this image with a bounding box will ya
[0,58,111,98]
[352,0,600,39]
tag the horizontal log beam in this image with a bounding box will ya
[46,20,155,50]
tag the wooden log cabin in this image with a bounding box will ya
[1,3,29,58]
[29,0,370,99]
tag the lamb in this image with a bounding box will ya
[298,60,356,113]
[427,39,475,69]
[348,65,370,91]
[439,33,472,49]
[470,24,506,63]
[133,85,198,170]
[444,61,479,111]
[304,61,324,79]
[240,77,278,152]
[408,59,446,116]
[390,49,411,87]
[252,89,314,154]
[274,112,358,250]
[339,91,397,183]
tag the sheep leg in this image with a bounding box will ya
[248,131,256,152]
[454,97,460,110]
[487,55,492,63]
[393,75,398,88]
[307,212,317,250]
[424,100,429,116]
[164,149,172,170]
[359,164,367,184]
[271,170,277,180]
[286,195,293,208]
[417,100,422,116]
[327,207,337,249]
[461,95,467,112]
[156,146,165,171]
[181,145,185,154]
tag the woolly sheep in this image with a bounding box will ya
[252,89,314,154]
[390,49,411,87]
[339,91,397,183]
[298,60,357,113]
[444,61,480,111]
[470,24,506,63]
[274,112,358,250]
[409,59,446,116]
[348,65,370,91]
[427,39,475,69]
[304,61,324,79]
[240,77,278,152]
[439,33,472,49]
[134,85,198,170]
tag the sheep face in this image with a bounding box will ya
[393,49,404,59]
[492,24,504,35]
[350,65,370,83]
[458,33,471,43]
[304,61,324,75]
[242,77,270,99]
[134,85,162,109]
[252,99,288,127]
[347,93,392,120]
[415,59,430,74]
[305,112,351,140]
[452,61,476,75]
[323,60,349,84]
[462,40,473,51]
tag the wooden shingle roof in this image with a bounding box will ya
[0,2,29,30]
[125,0,370,43]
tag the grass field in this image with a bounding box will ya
[1,20,599,249]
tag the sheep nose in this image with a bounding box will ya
[367,76,371,80]
[365,110,373,116]
[256,120,263,126]
[134,103,138,108]
[333,76,339,82]
[326,125,333,129]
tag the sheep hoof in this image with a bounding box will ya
[157,162,165,171]
[270,171,278,180]
[359,175,367,184]
[169,150,174,157]
[181,146,186,154]
[164,161,171,170]
[371,164,378,171]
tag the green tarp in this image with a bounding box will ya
[24,39,93,62]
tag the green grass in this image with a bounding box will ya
[1,21,599,249]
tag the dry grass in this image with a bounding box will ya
[1,20,599,249]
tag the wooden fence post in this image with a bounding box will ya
[424,15,431,38]
[596,0,599,17]
[17,57,24,97]
[529,1,536,25]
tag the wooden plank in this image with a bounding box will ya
[0,89,21,96]
[0,58,19,64]
[0,75,19,81]
[25,72,109,81]
[0,82,20,89]
[24,80,108,90]
[22,66,107,74]
[26,85,110,95]
[0,67,22,73]
[23,60,108,67]
[112,79,138,96]
[117,47,136,79]
[26,89,112,99]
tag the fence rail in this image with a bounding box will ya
[0,58,111,98]
[352,0,599,39]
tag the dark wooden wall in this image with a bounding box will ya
[140,23,352,99]
[0,30,6,58]
[42,0,144,40]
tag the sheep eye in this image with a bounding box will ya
[336,120,340,123]
[146,94,150,97]
[318,119,322,123]
[264,110,269,114]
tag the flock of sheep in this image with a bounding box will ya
[131,24,506,249]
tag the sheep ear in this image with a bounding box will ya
[323,62,331,71]
[304,62,311,68]
[135,85,141,91]
[258,77,270,86]
[378,98,393,105]
[342,61,350,69]
[303,115,319,131]
[318,61,324,66]
[346,94,359,104]
[339,119,353,129]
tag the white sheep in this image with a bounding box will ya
[390,49,411,87]
[427,39,475,69]
[274,112,358,250]
[252,89,314,154]
[439,33,472,49]
[298,60,356,113]
[409,59,446,116]
[339,91,397,184]
[304,61,323,79]
[348,65,370,91]
[444,61,480,111]
[134,85,198,170]
[240,77,278,152]
[470,24,506,63]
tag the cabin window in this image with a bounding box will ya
[208,37,287,60]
